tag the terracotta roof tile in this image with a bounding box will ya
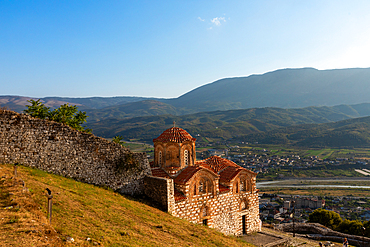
[219,166,243,183]
[174,166,201,184]
[219,184,230,193]
[174,188,187,202]
[151,167,171,179]
[153,127,196,143]
[196,156,239,174]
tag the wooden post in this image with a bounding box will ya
[14,163,18,178]
[46,188,53,224]
[292,200,295,237]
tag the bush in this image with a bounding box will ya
[308,208,342,230]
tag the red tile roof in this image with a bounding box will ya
[219,166,243,183]
[197,156,239,173]
[151,167,171,179]
[174,166,201,184]
[219,184,230,193]
[174,188,187,202]
[153,127,196,143]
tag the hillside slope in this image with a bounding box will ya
[233,115,370,148]
[166,67,370,112]
[0,164,249,246]
[85,100,178,121]
[87,104,370,142]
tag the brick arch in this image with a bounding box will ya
[240,198,250,211]
[155,144,164,167]
[191,169,218,197]
[180,144,193,166]
[233,180,239,193]
[239,175,248,192]
[199,203,211,226]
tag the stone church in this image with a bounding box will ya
[144,126,261,235]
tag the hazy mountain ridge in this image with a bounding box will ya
[86,104,370,145]
[164,67,370,112]
[85,100,178,121]
[3,68,370,116]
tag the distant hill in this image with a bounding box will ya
[164,67,370,113]
[87,104,370,144]
[0,95,160,112]
[233,116,370,148]
[85,100,178,121]
[3,68,370,116]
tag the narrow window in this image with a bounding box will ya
[158,151,162,165]
[199,181,204,193]
[184,150,189,165]
[202,219,208,226]
[235,182,239,193]
[194,184,196,195]
[240,181,244,191]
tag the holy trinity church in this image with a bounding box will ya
[144,126,261,235]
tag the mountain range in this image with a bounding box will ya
[3,67,370,147]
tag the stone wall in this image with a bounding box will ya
[144,175,175,211]
[171,190,261,235]
[275,222,370,246]
[0,109,151,195]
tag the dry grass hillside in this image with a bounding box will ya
[0,163,252,247]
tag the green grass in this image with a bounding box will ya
[1,163,251,247]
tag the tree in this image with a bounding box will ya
[337,219,363,236]
[112,136,125,146]
[24,99,91,133]
[23,99,50,119]
[308,208,343,230]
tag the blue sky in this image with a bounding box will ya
[2,1,370,98]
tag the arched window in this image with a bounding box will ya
[194,184,197,195]
[158,151,162,166]
[235,182,239,193]
[184,150,189,166]
[240,180,246,191]
[198,178,213,194]
[199,181,204,193]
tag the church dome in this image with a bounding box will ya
[153,127,196,143]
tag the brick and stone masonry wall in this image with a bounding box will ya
[171,190,261,236]
[0,110,151,195]
[144,176,175,212]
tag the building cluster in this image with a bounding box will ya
[259,194,370,224]
[200,147,369,175]
[259,194,325,224]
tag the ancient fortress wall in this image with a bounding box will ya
[0,109,151,195]
[144,176,175,211]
